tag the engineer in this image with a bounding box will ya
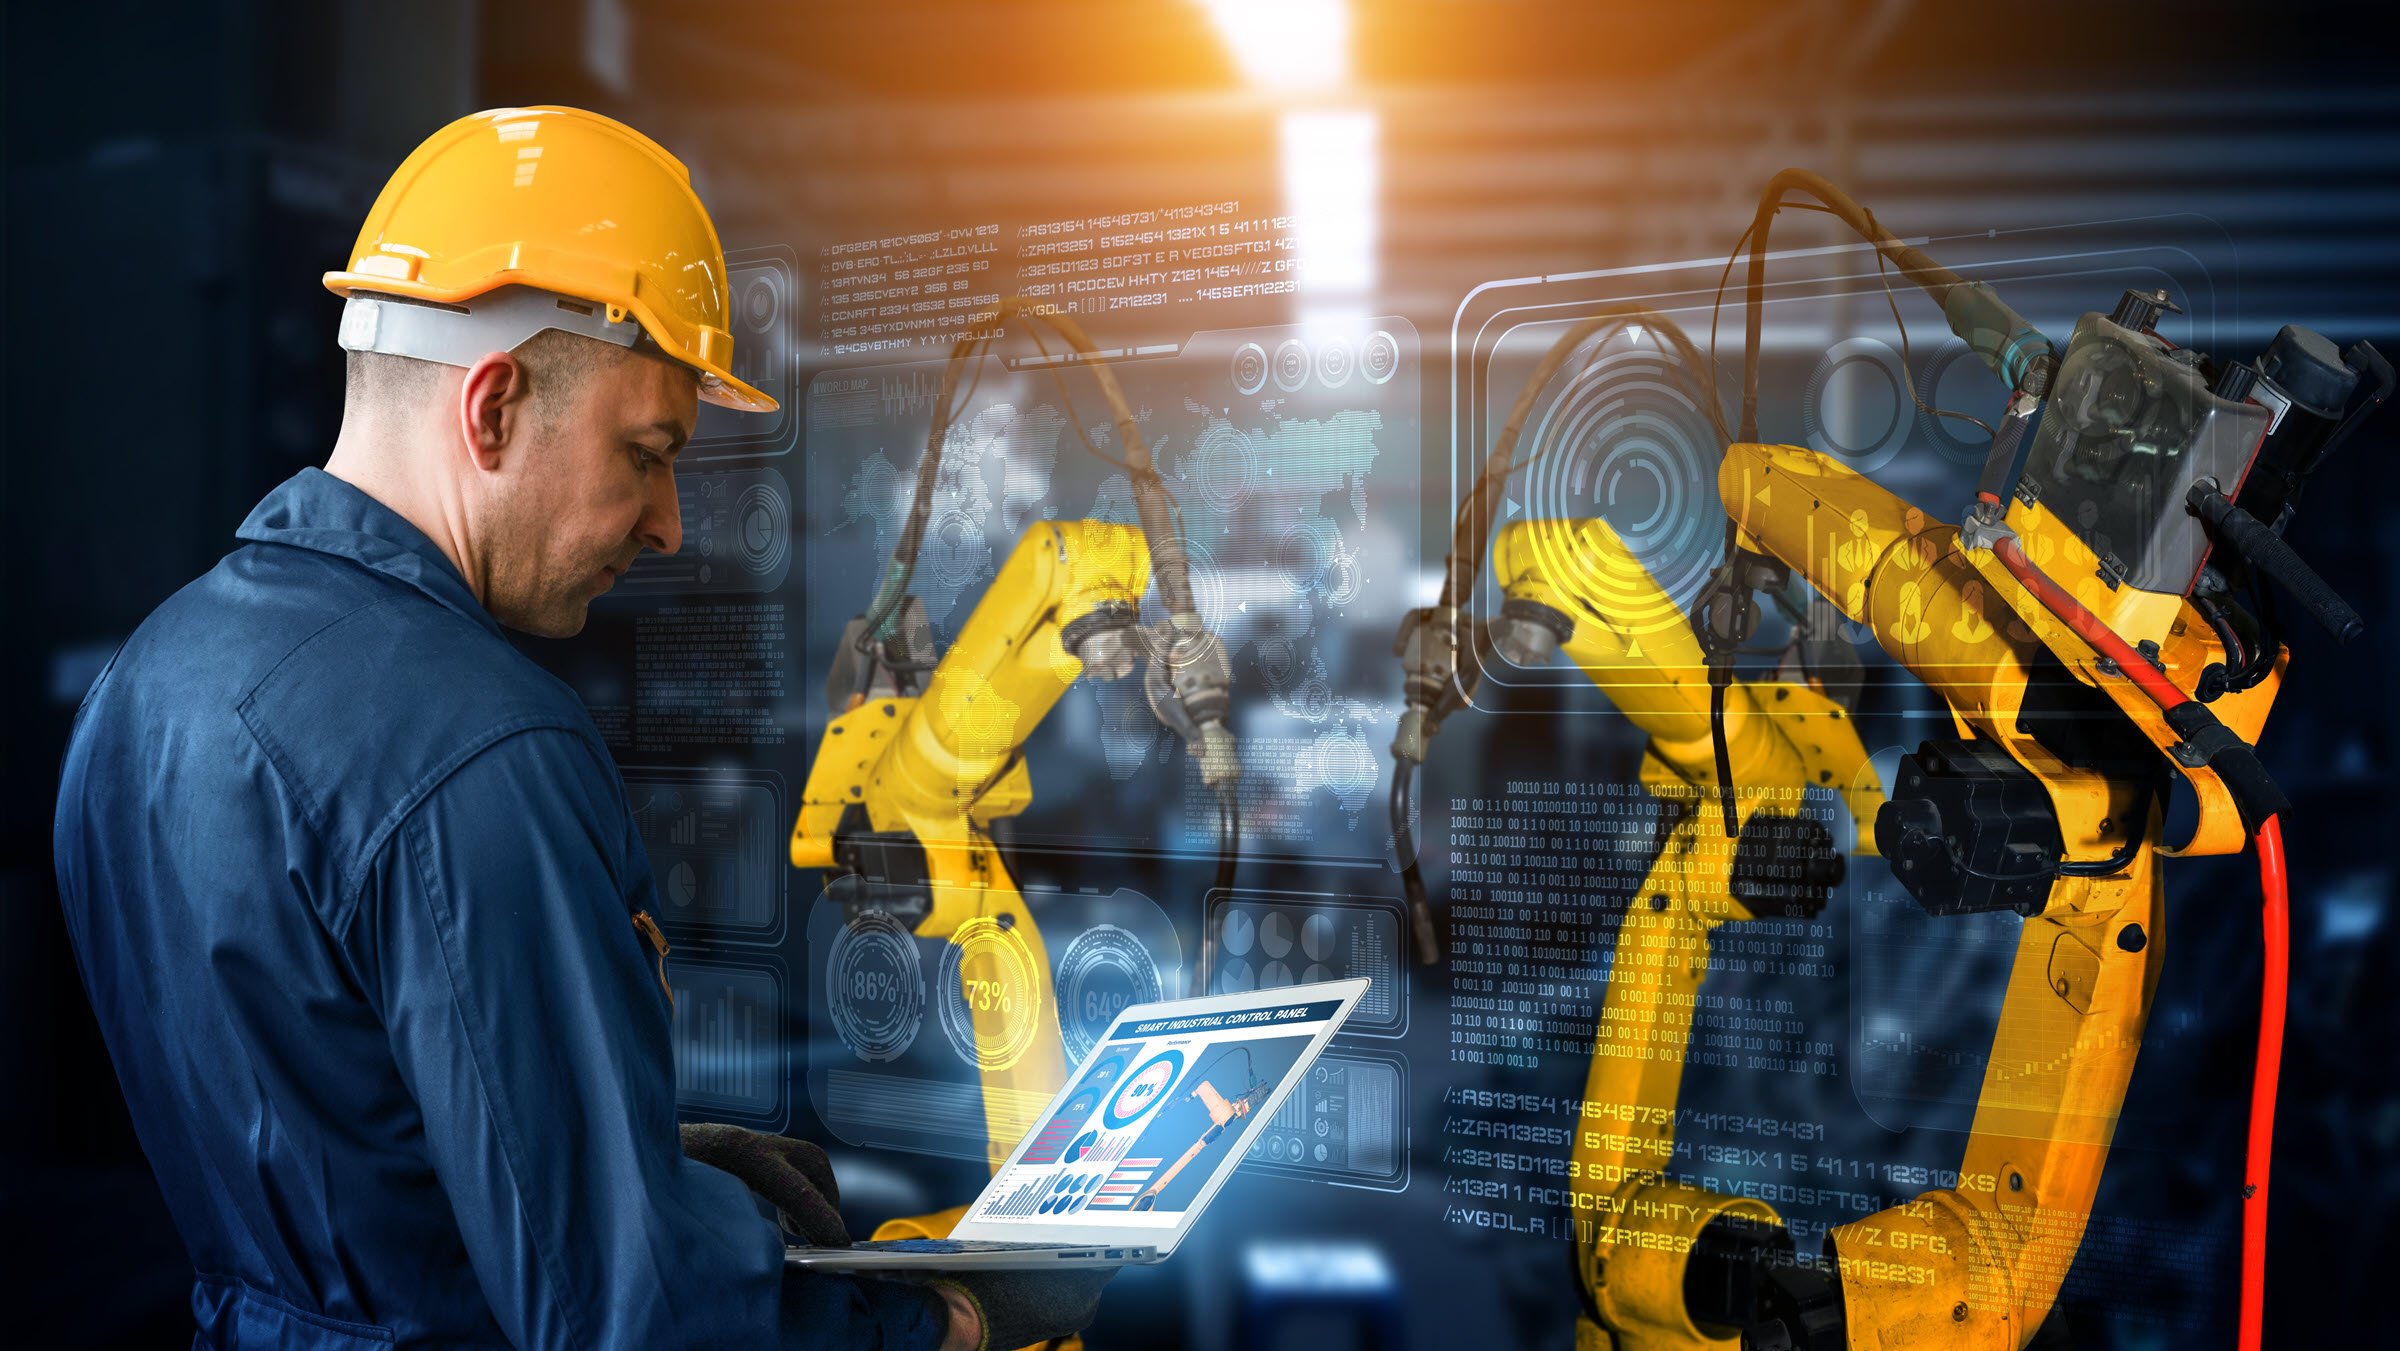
[53,105,1102,1351]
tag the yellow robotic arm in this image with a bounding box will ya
[1701,170,2377,1351]
[792,519,1151,1166]
[794,300,1243,1197]
[1492,517,1882,1351]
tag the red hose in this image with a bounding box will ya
[1989,532,2284,1349]
[1991,536,2191,711]
[2241,815,2288,1351]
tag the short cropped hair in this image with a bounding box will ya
[342,327,621,428]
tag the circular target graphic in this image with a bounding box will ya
[827,909,925,1063]
[1803,337,1912,474]
[926,509,989,589]
[1231,342,1269,396]
[1518,345,1726,634]
[1056,925,1163,1063]
[1190,422,1257,513]
[1103,1049,1186,1130]
[1272,340,1311,392]
[1274,517,1338,594]
[935,915,1045,1073]
[736,482,789,577]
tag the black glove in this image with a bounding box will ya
[678,1123,850,1248]
[929,1267,1116,1351]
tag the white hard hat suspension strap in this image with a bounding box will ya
[337,285,645,369]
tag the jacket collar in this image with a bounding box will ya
[237,468,503,639]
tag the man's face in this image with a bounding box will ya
[482,351,697,637]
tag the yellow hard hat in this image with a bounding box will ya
[324,105,775,413]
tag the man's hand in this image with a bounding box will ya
[929,1267,1116,1351]
[678,1123,850,1248]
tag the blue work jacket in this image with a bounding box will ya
[54,468,942,1351]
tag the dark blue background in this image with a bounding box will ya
[8,3,2395,1346]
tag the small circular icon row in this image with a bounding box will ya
[1232,332,1401,396]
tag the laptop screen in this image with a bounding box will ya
[959,982,1363,1242]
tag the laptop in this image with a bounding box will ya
[790,977,1371,1270]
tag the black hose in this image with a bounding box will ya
[1198,783,1241,988]
[1710,678,1738,838]
[1392,762,1439,964]
[1734,168,2050,442]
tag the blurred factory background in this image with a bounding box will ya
[6,2,2396,1346]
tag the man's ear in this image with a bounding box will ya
[457,351,531,472]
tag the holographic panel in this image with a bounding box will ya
[667,957,787,1128]
[624,770,786,942]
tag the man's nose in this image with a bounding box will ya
[639,471,683,556]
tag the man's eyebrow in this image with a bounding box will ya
[640,418,691,458]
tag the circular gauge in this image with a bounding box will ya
[1076,1051,1128,1097]
[1262,960,1294,989]
[1103,1049,1186,1130]
[1361,331,1401,385]
[1272,340,1311,392]
[1304,963,1334,984]
[827,909,925,1063]
[935,916,1044,1072]
[1231,342,1269,396]
[1056,925,1163,1063]
[1259,912,1295,960]
[1065,1131,1099,1163]
[1301,913,1336,962]
[1316,338,1355,389]
[667,860,699,908]
[742,274,780,332]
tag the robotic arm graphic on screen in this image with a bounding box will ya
[1385,311,1884,1350]
[790,300,1243,1185]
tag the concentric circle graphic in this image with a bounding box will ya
[1056,924,1163,1064]
[926,509,989,589]
[1190,422,1257,513]
[1103,1049,1186,1129]
[1802,337,1911,474]
[736,482,790,577]
[1231,342,1269,396]
[935,915,1045,1072]
[1272,340,1311,393]
[1275,517,1339,594]
[1361,331,1400,385]
[1516,345,1725,635]
[1316,338,1356,389]
[827,909,925,1063]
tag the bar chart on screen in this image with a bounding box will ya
[669,958,787,1126]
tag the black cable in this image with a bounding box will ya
[1875,246,1995,439]
[1392,761,1437,963]
[1198,782,1241,986]
[1710,677,1738,837]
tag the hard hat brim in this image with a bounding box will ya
[324,269,779,414]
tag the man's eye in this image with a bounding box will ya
[632,446,662,474]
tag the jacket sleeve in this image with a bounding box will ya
[356,725,945,1351]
